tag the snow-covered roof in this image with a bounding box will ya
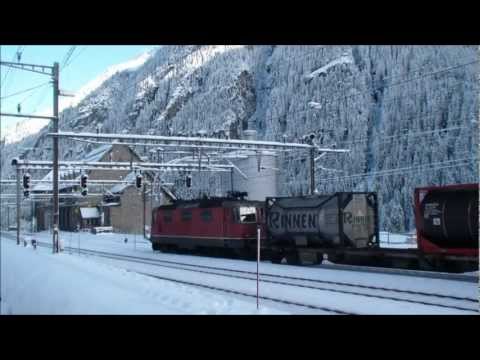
[32,144,130,192]
[109,172,137,194]
[109,172,176,201]
[32,169,82,192]
[83,144,112,162]
[225,149,277,157]
[161,185,177,201]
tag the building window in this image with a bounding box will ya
[200,210,212,222]
[181,210,192,222]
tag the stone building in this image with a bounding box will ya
[32,143,176,234]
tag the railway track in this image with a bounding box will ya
[313,262,478,283]
[73,247,479,313]
[3,231,476,283]
[29,239,352,314]
[133,271,353,314]
[3,233,477,314]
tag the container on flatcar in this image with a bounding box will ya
[265,192,379,249]
[415,183,479,257]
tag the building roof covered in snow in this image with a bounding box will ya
[83,144,113,162]
[108,171,176,201]
[32,143,142,192]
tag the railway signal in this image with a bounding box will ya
[186,174,192,188]
[23,173,31,198]
[136,174,143,189]
[80,174,88,188]
[80,174,88,196]
[22,173,31,189]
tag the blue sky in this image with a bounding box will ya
[0,45,155,135]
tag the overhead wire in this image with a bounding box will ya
[0,81,51,100]
[12,47,477,194]
[61,46,77,69]
[63,46,87,70]
[1,46,25,92]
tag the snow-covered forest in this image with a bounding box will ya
[1,45,478,232]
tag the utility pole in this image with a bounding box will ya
[0,59,63,253]
[143,182,146,239]
[310,146,315,195]
[52,62,60,253]
[31,197,35,234]
[16,167,20,245]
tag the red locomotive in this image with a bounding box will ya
[414,183,478,270]
[150,193,266,258]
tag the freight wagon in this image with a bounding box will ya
[150,186,478,272]
[414,183,478,271]
[265,192,380,265]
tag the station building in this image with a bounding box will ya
[32,143,176,234]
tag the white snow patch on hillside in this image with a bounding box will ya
[155,83,192,124]
[3,117,50,144]
[308,101,322,110]
[172,45,245,81]
[136,74,157,99]
[305,53,354,80]
[63,49,154,109]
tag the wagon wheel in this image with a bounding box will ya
[328,253,345,264]
[285,252,300,265]
[270,251,284,264]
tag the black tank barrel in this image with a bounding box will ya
[419,188,478,248]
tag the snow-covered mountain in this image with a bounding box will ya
[1,45,478,232]
[61,47,156,111]
[2,48,156,145]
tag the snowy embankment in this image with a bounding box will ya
[4,231,478,315]
[0,239,284,315]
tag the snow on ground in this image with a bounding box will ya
[2,230,477,315]
[0,238,285,315]
[379,231,417,249]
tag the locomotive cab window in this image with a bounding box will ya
[235,206,257,223]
